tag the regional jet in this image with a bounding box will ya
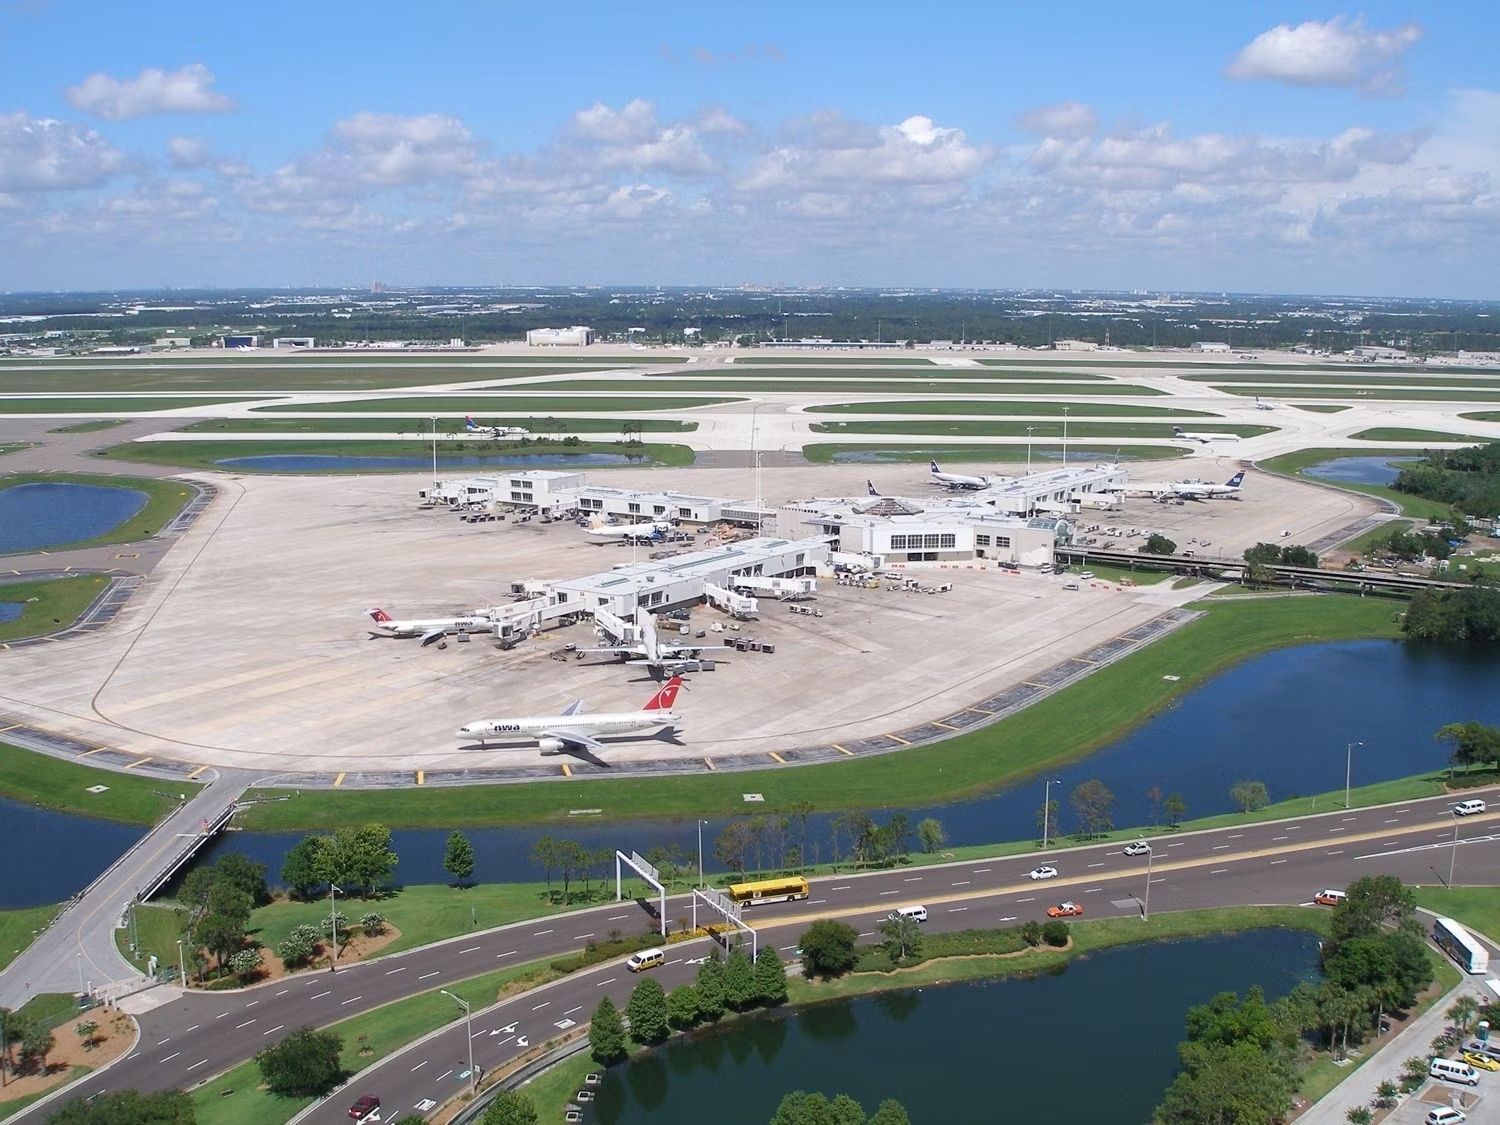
[455,676,684,763]
[587,607,704,676]
[1254,397,1275,411]
[1172,427,1241,445]
[928,460,992,490]
[465,416,528,438]
[585,516,673,544]
[367,607,494,646]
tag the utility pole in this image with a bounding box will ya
[429,416,439,490]
[177,939,187,985]
[694,819,708,931]
[328,883,342,971]
[1062,406,1070,467]
[1026,427,1034,476]
[1449,808,1461,888]
[1143,845,1154,920]
[1042,778,1060,850]
[440,990,477,1091]
[1344,741,1364,808]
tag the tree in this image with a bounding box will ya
[695,955,727,1021]
[213,853,270,906]
[754,946,789,1006]
[1144,533,1177,555]
[277,930,317,969]
[666,984,701,1029]
[443,830,476,886]
[1244,542,1282,565]
[1035,798,1059,840]
[877,813,911,861]
[1020,919,1043,947]
[715,820,753,873]
[1069,779,1115,837]
[1281,545,1319,567]
[1155,1039,1298,1125]
[588,996,627,1064]
[724,949,756,1010]
[280,835,329,899]
[1229,778,1269,813]
[481,1091,539,1125]
[229,949,262,981]
[915,817,946,854]
[879,914,923,965]
[770,1092,878,1125]
[798,919,860,979]
[531,836,558,898]
[1163,792,1187,827]
[46,1090,195,1124]
[1145,785,1163,827]
[194,884,251,970]
[1329,875,1417,945]
[867,1102,911,1125]
[255,1027,345,1096]
[554,838,589,901]
[1041,921,1069,947]
[626,976,669,1045]
[1435,721,1500,773]
[343,824,399,898]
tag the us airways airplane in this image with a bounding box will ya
[1127,471,1247,501]
[585,516,673,543]
[1172,427,1241,445]
[367,607,493,645]
[455,677,683,761]
[928,460,992,490]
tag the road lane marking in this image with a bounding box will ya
[832,886,850,891]
[263,1025,284,1036]
[1327,850,1344,856]
[275,989,289,996]
[1084,887,1102,893]
[497,950,517,958]
[245,1001,259,1007]
[1088,862,1104,868]
[310,991,330,1000]
[162,1051,180,1062]
[1210,869,1228,875]
[234,1019,255,1029]
[1284,826,1301,831]
[533,929,554,936]
[1212,845,1229,850]
[340,995,363,1005]
[809,898,826,904]
[878,890,898,896]
[532,1001,550,1010]
[1166,842,1184,847]
[971,868,991,874]
[947,906,968,913]
[386,967,406,974]
[999,916,1017,922]
[419,971,439,980]
[573,933,595,940]
[1017,897,1035,903]
[159,1038,171,1045]
[215,1012,229,1019]
[608,914,630,920]
[1328,828,1345,833]
[411,1060,428,1072]
[1273,836,1288,841]
[186,1059,207,1071]
[459,946,481,954]
[183,1025,199,1033]
[903,877,922,882]
[1228,834,1243,839]
[565,1006,582,1015]
[1341,817,1356,822]
[951,880,970,886]
[598,977,616,986]
[1385,819,1399,824]
[438,1069,453,1081]
[1270,859,1287,865]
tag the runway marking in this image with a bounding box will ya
[333,772,346,787]
[416,770,425,785]
[419,971,439,980]
[123,756,153,770]
[234,1019,255,1029]
[263,1025,284,1036]
[187,765,210,779]
[768,751,787,764]
[560,763,571,777]
[459,946,481,954]
[186,1059,207,1071]
[704,757,716,770]
[832,744,853,756]
[162,1051,180,1062]
[888,734,911,747]
[79,747,109,757]
[340,995,362,1005]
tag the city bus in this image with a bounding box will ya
[727,876,811,907]
[1433,916,1490,975]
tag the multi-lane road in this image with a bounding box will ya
[16,788,1500,1123]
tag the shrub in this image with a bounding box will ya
[1020,920,1043,947]
[360,912,386,937]
[1041,921,1070,947]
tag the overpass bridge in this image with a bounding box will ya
[1053,546,1471,594]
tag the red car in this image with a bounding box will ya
[1047,901,1084,918]
[349,1094,381,1120]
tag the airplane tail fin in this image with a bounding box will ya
[1226,471,1246,487]
[465,415,478,431]
[867,480,880,496]
[369,608,392,624]
[929,460,942,474]
[644,675,683,711]
[1172,426,1185,435]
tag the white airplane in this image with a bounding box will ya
[867,480,881,496]
[1124,471,1246,502]
[1173,427,1240,445]
[367,607,493,646]
[589,606,703,672]
[1254,397,1275,412]
[455,676,684,762]
[465,415,528,438]
[585,516,673,544]
[928,460,991,490]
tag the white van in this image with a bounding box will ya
[890,905,928,924]
[626,948,665,973]
[1429,1057,1480,1086]
[1454,799,1487,816]
[1062,581,1081,591]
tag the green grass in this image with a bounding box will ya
[94,438,696,472]
[0,366,613,394]
[0,741,200,823]
[239,595,1401,831]
[704,365,1107,380]
[807,400,1216,417]
[1187,372,1500,388]
[0,397,246,413]
[0,1069,92,1123]
[801,443,1189,464]
[115,902,189,976]
[1411,886,1500,938]
[1257,448,1449,519]
[0,443,28,456]
[46,420,129,433]
[0,472,197,552]
[1290,404,1352,413]
[1349,428,1493,443]
[0,904,62,973]
[0,575,109,642]
[1458,411,1500,423]
[1061,561,1171,586]
[252,395,737,413]
[607,378,1166,396]
[1216,386,1500,402]
[181,416,696,434]
[809,420,1275,438]
[734,357,937,365]
[15,992,84,1027]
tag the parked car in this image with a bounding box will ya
[1313,889,1347,907]
[1425,1109,1466,1125]
[1461,1050,1500,1072]
[1123,841,1151,856]
[1027,866,1059,881]
[348,1095,381,1120]
[1047,901,1083,918]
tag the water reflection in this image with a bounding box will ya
[1302,455,1419,486]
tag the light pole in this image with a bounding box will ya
[1344,740,1364,809]
[440,990,477,1092]
[77,953,84,998]
[1142,845,1154,921]
[328,883,342,971]
[1062,406,1069,466]
[429,416,439,489]
[1026,427,1034,476]
[176,938,187,985]
[1042,779,1061,850]
[694,819,708,932]
[1448,808,1461,888]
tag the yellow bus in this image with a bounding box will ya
[727,876,810,906]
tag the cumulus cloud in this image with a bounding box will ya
[0,111,124,191]
[1227,16,1422,95]
[166,135,212,168]
[1015,101,1097,139]
[741,113,988,193]
[567,100,715,174]
[65,63,235,120]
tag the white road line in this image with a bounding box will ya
[608,913,630,920]
[234,1019,256,1029]
[947,906,968,913]
[1212,845,1229,850]
[186,1059,207,1071]
[1270,859,1287,865]
[1328,828,1345,833]
[1166,842,1184,847]
[1272,835,1288,841]
[419,971,439,980]
[950,880,970,887]
[310,991,331,1000]
[497,950,518,959]
[162,1051,180,1062]
[1383,841,1399,847]
[809,898,827,904]
[438,1069,454,1081]
[533,929,554,937]
[1017,897,1035,903]
[573,933,595,940]
[598,977,616,986]
[275,989,289,997]
[183,1025,199,1033]
[878,890,898,896]
[1284,825,1301,831]
[832,885,851,891]
[1088,862,1105,868]
[666,959,682,967]
[340,995,363,1005]
[1084,887,1102,894]
[1327,850,1344,856]
[263,1025,284,1036]
[1210,868,1229,875]
[1341,817,1356,822]
[1384,818,1399,824]
[564,1006,582,1016]
[386,967,406,975]
[459,945,481,954]
[1396,808,1411,814]
[903,877,922,882]
[859,932,874,938]
[215,1012,229,1019]
[999,916,1017,922]
[245,1001,259,1008]
[971,869,991,874]
[1228,833,1243,839]
[158,1038,171,1046]
[411,1060,428,1072]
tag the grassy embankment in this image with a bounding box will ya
[0,575,109,642]
[622,377,1167,396]
[1412,886,1500,939]
[47,420,129,433]
[1459,410,1500,423]
[1290,404,1352,413]
[183,417,696,435]
[807,400,1216,417]
[251,394,739,413]
[95,439,696,472]
[0,472,197,552]
[1216,386,1500,402]
[801,442,1189,464]
[691,365,1107,380]
[0,397,246,413]
[1257,448,1451,521]
[1349,428,1494,444]
[0,365,621,394]
[810,420,1275,438]
[239,595,1401,832]
[0,740,199,823]
[0,905,62,973]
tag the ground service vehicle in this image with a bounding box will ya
[727,876,811,906]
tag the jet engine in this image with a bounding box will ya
[538,738,566,754]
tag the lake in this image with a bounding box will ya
[0,603,23,623]
[0,481,147,553]
[591,928,1322,1124]
[0,796,146,909]
[1303,456,1419,486]
[213,453,641,472]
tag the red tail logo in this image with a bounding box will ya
[644,675,683,711]
[369,609,392,623]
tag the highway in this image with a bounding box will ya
[14,787,1500,1122]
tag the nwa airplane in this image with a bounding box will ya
[465,416,528,438]
[928,460,992,490]
[585,516,673,544]
[367,608,493,645]
[455,676,683,762]
[1173,427,1241,445]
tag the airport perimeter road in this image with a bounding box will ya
[15,788,1500,1121]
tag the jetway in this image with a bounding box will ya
[703,581,758,619]
[731,574,817,601]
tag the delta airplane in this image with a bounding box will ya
[585,516,673,543]
[1173,427,1241,445]
[465,416,528,438]
[367,607,493,645]
[928,460,992,490]
[455,676,683,762]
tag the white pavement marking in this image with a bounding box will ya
[971,869,991,874]
[1328,828,1345,833]
[878,890,898,896]
[275,989,290,996]
[263,1024,284,1036]
[832,885,851,891]
[386,967,406,975]
[532,1001,551,1010]
[947,906,968,913]
[999,916,1017,922]
[951,880,970,886]
[419,972,439,980]
[183,1025,199,1033]
[1212,845,1229,850]
[459,946,481,954]
[215,1012,230,1019]
[608,914,630,921]
[1228,833,1243,838]
[310,991,331,1000]
[1327,850,1345,856]
[1084,887,1102,893]
[437,1070,453,1083]
[1341,817,1356,822]
[1017,897,1035,903]
[1210,868,1229,875]
[598,978,616,986]
[564,1006,582,1016]
[162,1051,180,1062]
[573,933,595,940]
[186,1059,207,1071]
[340,995,363,1005]
[1273,836,1289,841]
[245,1001,259,1007]
[234,1019,255,1029]
[809,898,827,904]
[533,929,554,936]
[411,1060,428,1072]
[497,950,517,958]
[158,1038,171,1045]
[1088,862,1105,868]
[903,877,922,882]
[1270,859,1288,865]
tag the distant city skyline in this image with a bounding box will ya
[2,1,1496,298]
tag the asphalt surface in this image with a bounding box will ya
[16,786,1499,1122]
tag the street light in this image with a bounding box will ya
[176,938,187,985]
[1344,741,1364,809]
[440,990,477,1092]
[694,819,709,932]
[429,416,439,489]
[1026,427,1034,476]
[1062,406,1070,466]
[1448,807,1462,889]
[328,883,343,971]
[1143,845,1155,921]
[1042,779,1061,850]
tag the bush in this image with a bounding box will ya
[1041,921,1069,947]
[255,1027,345,1096]
[551,932,659,974]
[1345,1108,1372,1125]
[359,912,385,937]
[229,948,263,980]
[1020,920,1043,947]
[798,919,860,979]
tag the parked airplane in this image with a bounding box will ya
[590,606,703,674]
[866,480,882,496]
[1124,471,1247,502]
[367,607,493,645]
[1254,397,1275,411]
[455,676,684,762]
[1173,427,1240,445]
[928,460,991,490]
[585,516,673,543]
[464,416,528,438]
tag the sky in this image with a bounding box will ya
[2,0,1498,297]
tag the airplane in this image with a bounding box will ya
[464,416,528,438]
[867,480,881,496]
[1172,427,1240,445]
[1254,397,1275,412]
[367,607,493,646]
[1123,471,1247,502]
[584,516,673,543]
[455,676,683,763]
[928,460,991,490]
[588,606,703,674]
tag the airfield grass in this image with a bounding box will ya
[239,595,1401,831]
[807,400,1216,417]
[0,368,612,394]
[0,472,197,551]
[0,740,198,823]
[734,356,935,365]
[693,365,1108,380]
[182,416,696,434]
[94,438,696,472]
[254,395,739,413]
[1349,427,1493,443]
[809,420,1275,438]
[1185,371,1500,387]
[1257,448,1451,520]
[0,575,108,642]
[801,443,1189,464]
[1459,411,1500,423]
[1216,386,1500,402]
[46,420,128,433]
[1059,561,1171,586]
[0,904,62,973]
[0,396,246,413]
[1289,404,1352,413]
[615,378,1165,396]
[1411,886,1500,939]
[115,902,189,976]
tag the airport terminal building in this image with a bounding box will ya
[424,470,775,526]
[785,495,1070,566]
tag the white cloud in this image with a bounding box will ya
[567,100,715,175]
[166,135,212,168]
[1015,101,1097,139]
[741,112,988,193]
[0,111,124,191]
[65,63,234,120]
[572,100,659,145]
[1227,16,1422,95]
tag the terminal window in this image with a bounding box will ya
[995,536,1011,548]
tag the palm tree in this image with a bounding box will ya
[1448,995,1479,1037]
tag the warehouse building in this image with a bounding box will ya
[1191,341,1232,353]
[527,326,594,346]
[784,494,1069,566]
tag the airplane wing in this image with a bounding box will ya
[420,627,448,646]
[539,728,604,751]
[559,699,585,717]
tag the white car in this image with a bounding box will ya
[1453,799,1487,816]
[1027,865,1059,880]
[1123,841,1152,856]
[1426,1109,1466,1125]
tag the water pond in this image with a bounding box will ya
[1302,455,1419,487]
[0,481,147,553]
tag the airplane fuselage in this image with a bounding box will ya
[457,710,679,747]
[373,614,492,637]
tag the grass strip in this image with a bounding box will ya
[808,400,1216,417]
[810,420,1274,438]
[0,397,244,413]
[1348,428,1493,443]
[0,575,109,642]
[0,740,199,823]
[1411,886,1500,939]
[0,904,63,973]
[46,420,129,433]
[1215,386,1500,402]
[801,442,1189,464]
[94,439,696,472]
[181,417,695,434]
[252,395,736,414]
[0,472,197,552]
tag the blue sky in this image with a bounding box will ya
[3,1,1497,296]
